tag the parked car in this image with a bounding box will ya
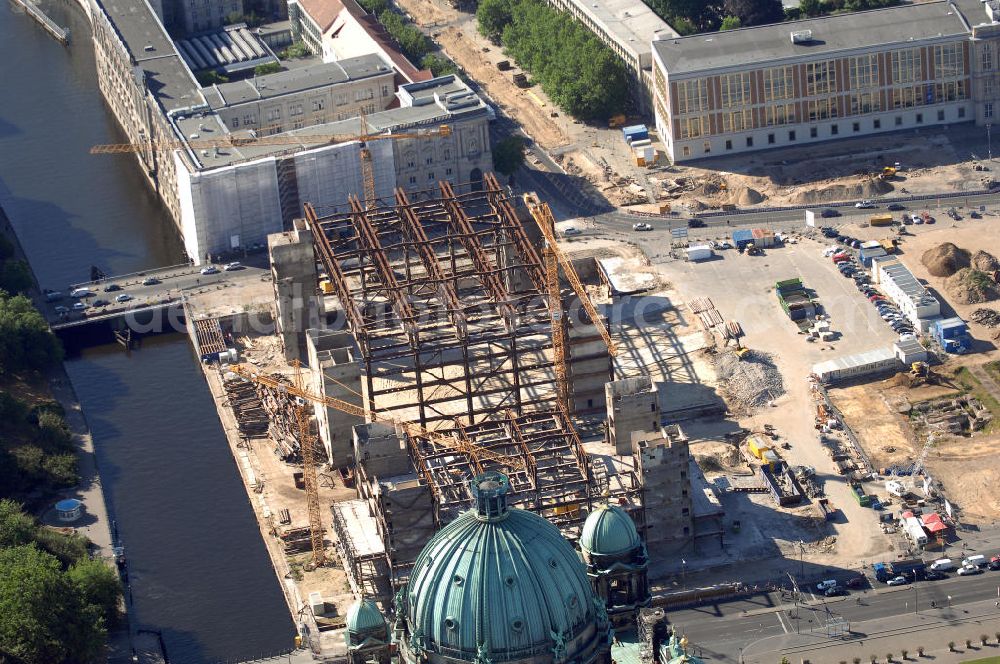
[887,203,905,211]
[92,299,110,307]
[824,587,849,597]
[103,283,122,292]
[923,570,948,581]
[958,564,983,576]
[816,579,838,591]
[688,219,706,228]
[224,261,243,271]
[855,200,877,209]
[846,576,866,589]
[70,288,94,298]
[54,305,69,314]
[821,209,841,218]
[72,302,88,311]
[633,223,653,231]
[116,294,133,303]
[886,576,909,586]
[142,277,160,286]
[561,227,581,236]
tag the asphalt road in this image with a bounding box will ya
[668,568,1000,662]
[44,259,270,327]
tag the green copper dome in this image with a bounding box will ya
[400,472,610,664]
[579,504,641,557]
[346,598,386,635]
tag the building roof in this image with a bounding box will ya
[402,472,607,663]
[812,346,898,377]
[207,54,391,108]
[345,598,387,635]
[570,0,677,62]
[298,0,349,31]
[580,504,642,557]
[97,0,203,112]
[173,74,489,170]
[653,0,972,75]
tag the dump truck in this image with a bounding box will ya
[874,558,926,582]
[870,213,894,227]
[850,481,871,507]
[879,166,897,180]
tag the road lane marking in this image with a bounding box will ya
[775,611,790,634]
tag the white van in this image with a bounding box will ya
[963,554,987,568]
[930,558,955,572]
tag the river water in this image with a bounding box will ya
[0,3,294,661]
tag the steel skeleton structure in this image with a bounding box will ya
[303,175,637,588]
[305,174,562,430]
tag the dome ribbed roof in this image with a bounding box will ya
[404,473,603,662]
[579,504,641,557]
[346,598,386,634]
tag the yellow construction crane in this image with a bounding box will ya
[90,122,452,207]
[291,362,325,568]
[523,193,618,357]
[544,233,569,410]
[228,364,527,470]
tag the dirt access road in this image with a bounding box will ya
[394,0,570,148]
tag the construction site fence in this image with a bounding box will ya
[815,383,876,476]
[626,184,1000,221]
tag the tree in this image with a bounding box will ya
[0,499,35,548]
[722,0,784,26]
[254,62,281,75]
[0,235,14,260]
[720,15,742,29]
[799,0,825,16]
[421,53,459,77]
[0,259,33,294]
[0,292,63,373]
[0,545,105,664]
[493,136,526,175]
[477,0,514,43]
[68,558,122,628]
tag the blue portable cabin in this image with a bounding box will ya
[732,229,755,250]
[933,317,971,353]
[622,124,648,143]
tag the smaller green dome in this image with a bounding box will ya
[580,504,641,557]
[346,598,386,634]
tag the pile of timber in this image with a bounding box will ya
[223,377,268,437]
[254,374,302,460]
[279,526,324,554]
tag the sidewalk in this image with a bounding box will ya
[745,599,1000,664]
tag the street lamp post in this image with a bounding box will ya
[911,585,918,614]
[988,123,993,161]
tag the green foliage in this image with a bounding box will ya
[0,259,33,294]
[32,528,89,568]
[492,136,526,175]
[0,292,64,374]
[37,411,72,451]
[645,0,722,31]
[278,41,312,59]
[476,0,513,43]
[720,15,742,29]
[723,0,784,25]
[799,0,823,16]
[0,545,106,664]
[479,0,629,120]
[0,499,35,548]
[421,53,459,76]
[195,70,229,86]
[378,10,431,63]
[224,10,263,27]
[357,0,389,15]
[68,558,122,628]
[254,62,281,75]
[0,392,28,430]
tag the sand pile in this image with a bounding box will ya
[943,268,1000,304]
[713,350,785,414]
[788,178,892,204]
[733,186,765,206]
[921,243,971,277]
[972,250,1000,273]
